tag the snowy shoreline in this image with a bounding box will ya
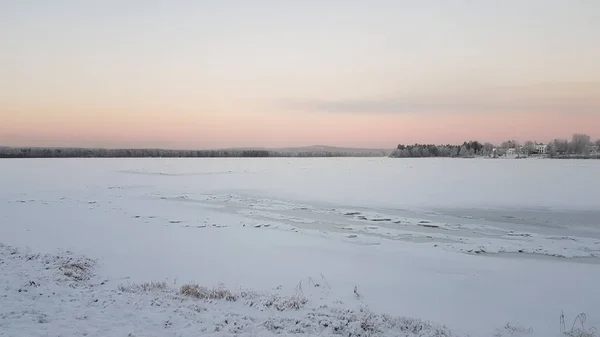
[1,242,460,337]
[3,242,597,337]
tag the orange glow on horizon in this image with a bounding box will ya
[2,108,599,149]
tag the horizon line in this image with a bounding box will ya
[2,135,599,153]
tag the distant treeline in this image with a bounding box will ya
[0,147,385,158]
[391,134,600,159]
[391,141,495,158]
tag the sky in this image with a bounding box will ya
[1,0,599,149]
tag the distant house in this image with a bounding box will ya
[535,143,548,154]
[590,145,599,154]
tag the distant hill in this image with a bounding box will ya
[276,145,392,155]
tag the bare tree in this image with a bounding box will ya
[522,141,536,156]
[570,134,591,154]
[450,147,459,157]
[551,139,569,154]
[482,142,495,157]
[546,141,556,157]
[501,140,520,149]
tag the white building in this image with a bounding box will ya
[535,143,548,154]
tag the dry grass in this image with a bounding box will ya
[259,293,308,311]
[264,306,456,336]
[59,259,94,282]
[180,284,238,301]
[494,312,598,337]
[180,283,308,311]
[118,281,167,293]
[564,329,599,337]
[561,312,598,337]
[494,323,534,336]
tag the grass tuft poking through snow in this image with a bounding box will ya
[563,329,598,337]
[118,281,168,293]
[179,283,309,311]
[264,306,457,336]
[258,291,308,311]
[180,283,238,301]
[561,312,598,337]
[58,258,95,282]
[494,322,534,336]
[493,313,599,337]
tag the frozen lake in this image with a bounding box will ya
[4,157,600,210]
[1,158,599,337]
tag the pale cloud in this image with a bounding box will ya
[285,82,600,115]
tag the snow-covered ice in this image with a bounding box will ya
[1,158,599,336]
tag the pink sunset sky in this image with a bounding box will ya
[1,1,599,149]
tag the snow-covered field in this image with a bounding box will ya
[1,158,599,337]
